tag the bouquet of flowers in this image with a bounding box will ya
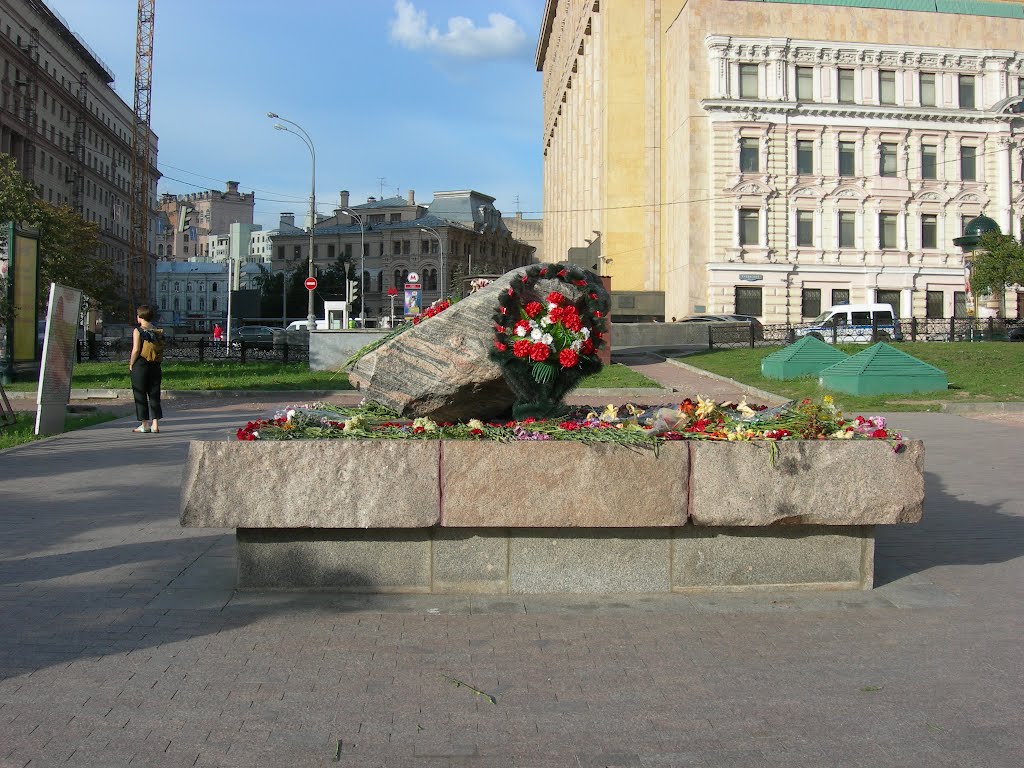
[491,263,610,419]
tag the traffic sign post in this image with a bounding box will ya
[304,277,318,291]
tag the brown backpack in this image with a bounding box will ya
[140,328,165,363]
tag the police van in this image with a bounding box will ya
[794,303,902,343]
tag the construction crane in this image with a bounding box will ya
[127,0,155,314]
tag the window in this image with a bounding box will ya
[802,288,821,318]
[796,66,813,101]
[344,243,352,259]
[832,288,850,306]
[393,241,401,255]
[402,240,411,255]
[838,141,856,177]
[876,290,900,315]
[838,68,855,103]
[390,213,402,223]
[212,282,218,292]
[739,208,759,246]
[173,281,180,292]
[796,211,814,247]
[212,298,218,312]
[838,211,856,248]
[950,290,970,318]
[796,140,814,174]
[421,240,430,254]
[293,246,301,261]
[960,145,977,181]
[921,214,938,249]
[926,291,944,319]
[920,72,936,106]
[739,64,758,98]
[328,244,335,259]
[739,138,759,172]
[879,143,898,177]
[735,286,762,317]
[879,70,896,105]
[958,74,975,109]
[879,213,898,249]
[921,145,937,180]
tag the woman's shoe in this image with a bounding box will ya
[150,425,160,434]
[132,425,150,433]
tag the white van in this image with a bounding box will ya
[284,319,329,331]
[794,303,902,343]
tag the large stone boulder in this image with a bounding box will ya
[346,266,606,422]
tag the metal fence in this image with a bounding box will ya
[76,337,309,364]
[709,318,1024,349]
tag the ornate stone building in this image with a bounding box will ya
[536,0,1024,322]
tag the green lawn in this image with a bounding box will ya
[678,342,1024,411]
[3,359,660,393]
[0,411,120,451]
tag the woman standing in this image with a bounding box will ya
[128,305,164,433]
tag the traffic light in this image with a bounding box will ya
[347,279,359,304]
[178,204,194,233]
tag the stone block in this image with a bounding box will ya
[236,528,431,590]
[432,529,509,593]
[441,441,688,527]
[672,525,873,591]
[507,529,671,593]
[179,440,441,528]
[688,440,924,526]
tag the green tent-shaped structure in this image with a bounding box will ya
[818,343,948,395]
[761,335,849,380]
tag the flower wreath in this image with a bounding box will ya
[490,263,610,419]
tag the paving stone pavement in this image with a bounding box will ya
[0,363,1022,767]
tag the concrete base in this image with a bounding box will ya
[236,525,874,593]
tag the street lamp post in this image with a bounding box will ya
[342,208,365,326]
[420,226,445,300]
[268,112,317,332]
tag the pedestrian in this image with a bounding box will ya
[212,323,223,341]
[129,305,164,434]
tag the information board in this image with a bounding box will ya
[35,283,82,436]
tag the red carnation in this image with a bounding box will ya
[513,319,531,335]
[574,279,587,286]
[413,316,422,325]
[594,310,603,318]
[557,269,568,277]
[547,306,563,323]
[513,340,532,358]
[529,343,550,362]
[581,339,595,355]
[872,428,888,439]
[524,301,544,318]
[546,291,565,305]
[559,349,579,368]
[494,340,507,352]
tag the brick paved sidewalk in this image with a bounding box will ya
[0,370,1021,766]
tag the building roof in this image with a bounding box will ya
[349,196,411,210]
[155,262,227,275]
[734,0,1023,18]
[278,214,478,238]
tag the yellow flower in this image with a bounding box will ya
[823,395,834,405]
[696,396,716,419]
[412,417,438,432]
[600,404,618,422]
[467,419,485,431]
[735,398,756,419]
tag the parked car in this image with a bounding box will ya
[1008,325,1024,342]
[677,314,764,340]
[794,303,902,343]
[230,325,278,349]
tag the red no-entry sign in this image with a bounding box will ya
[304,277,318,291]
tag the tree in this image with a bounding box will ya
[969,231,1024,300]
[0,152,115,322]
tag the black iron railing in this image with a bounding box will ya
[76,337,309,364]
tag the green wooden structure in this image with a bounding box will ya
[761,335,849,380]
[818,343,948,395]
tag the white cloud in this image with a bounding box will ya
[390,0,528,60]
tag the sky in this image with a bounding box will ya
[44,0,547,230]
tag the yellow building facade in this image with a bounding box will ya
[536,0,1024,322]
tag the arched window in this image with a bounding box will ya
[186,297,192,312]
[173,281,180,292]
[157,244,164,256]
[377,271,383,292]
[199,297,205,311]
[160,280,167,291]
[160,298,167,310]
[426,269,437,291]
[211,298,218,312]
[393,269,402,287]
[211,282,218,292]
[173,298,180,311]
[186,282,193,292]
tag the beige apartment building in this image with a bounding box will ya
[0,0,159,298]
[537,0,1024,322]
[156,181,255,261]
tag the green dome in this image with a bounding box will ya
[953,215,1001,250]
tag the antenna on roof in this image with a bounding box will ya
[377,177,387,198]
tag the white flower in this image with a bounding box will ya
[547,302,558,312]
[541,333,553,346]
[467,419,485,431]
[734,398,756,420]
[412,417,438,432]
[571,339,583,352]
[285,408,296,422]
[515,325,528,337]
[539,315,551,327]
[531,328,543,341]
[581,327,591,340]
[343,414,367,432]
